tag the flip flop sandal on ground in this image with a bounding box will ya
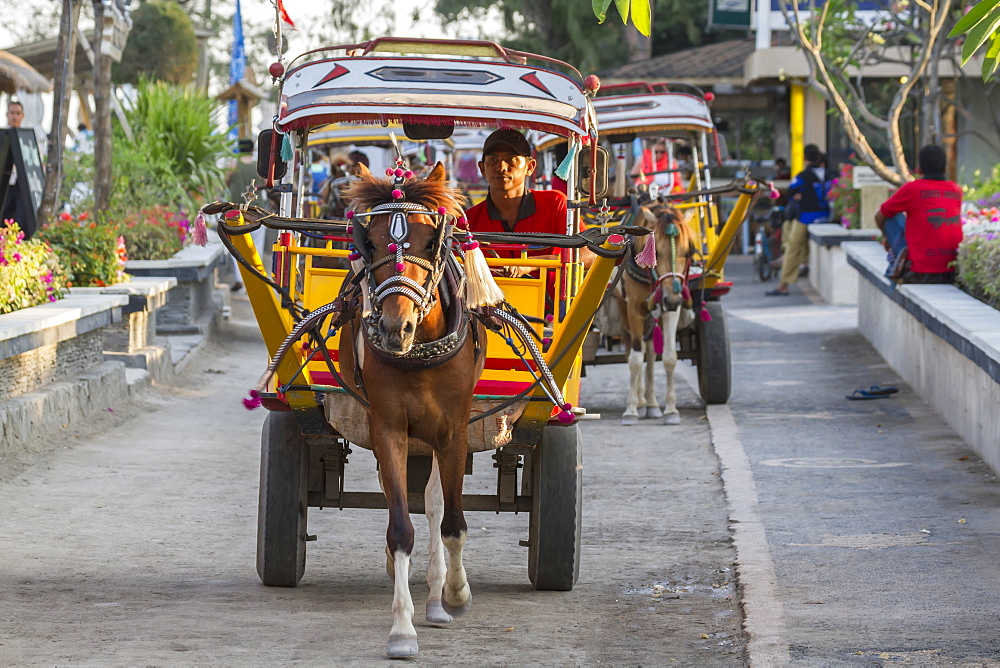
[765,289,790,296]
[846,386,899,400]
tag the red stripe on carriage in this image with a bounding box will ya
[483,358,539,372]
[474,379,534,395]
[519,71,555,98]
[309,370,341,387]
[312,64,350,88]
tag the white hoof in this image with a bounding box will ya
[425,600,453,625]
[620,414,639,426]
[387,634,419,658]
[443,585,471,616]
[644,406,663,419]
[662,412,680,426]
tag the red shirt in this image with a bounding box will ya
[466,189,568,259]
[880,179,963,274]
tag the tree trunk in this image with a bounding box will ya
[622,23,651,63]
[38,0,81,227]
[92,3,114,215]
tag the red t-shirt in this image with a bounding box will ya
[466,189,568,259]
[880,179,963,274]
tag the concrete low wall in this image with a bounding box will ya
[126,239,228,336]
[0,293,133,454]
[70,276,178,383]
[808,225,880,305]
[845,241,1000,473]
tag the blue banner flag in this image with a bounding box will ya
[228,0,246,141]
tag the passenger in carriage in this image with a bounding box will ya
[465,129,568,278]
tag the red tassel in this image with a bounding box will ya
[699,306,712,322]
[635,235,656,268]
[652,324,664,355]
[193,211,208,246]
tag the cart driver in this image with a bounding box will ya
[465,129,568,278]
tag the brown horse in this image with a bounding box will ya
[619,202,696,425]
[338,162,486,658]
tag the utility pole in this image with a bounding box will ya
[39,0,82,226]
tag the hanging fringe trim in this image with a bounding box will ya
[635,235,657,268]
[193,211,208,247]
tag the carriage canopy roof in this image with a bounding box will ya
[278,38,595,140]
[591,82,715,139]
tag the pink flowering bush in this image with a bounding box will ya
[957,201,1000,310]
[0,222,69,314]
[827,162,861,228]
[36,212,127,287]
[115,205,191,260]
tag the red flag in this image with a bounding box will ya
[276,0,297,31]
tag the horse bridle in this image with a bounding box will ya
[349,201,456,325]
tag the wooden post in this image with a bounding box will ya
[92,0,113,214]
[39,0,81,227]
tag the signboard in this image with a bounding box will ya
[852,165,897,189]
[710,0,752,28]
[0,128,44,239]
[764,0,893,31]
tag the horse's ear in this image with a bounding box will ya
[427,162,447,182]
[353,162,372,179]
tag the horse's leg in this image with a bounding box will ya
[661,308,682,425]
[424,455,453,624]
[376,432,418,657]
[623,342,644,425]
[621,285,645,426]
[643,331,662,419]
[438,441,471,616]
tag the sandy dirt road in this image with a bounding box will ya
[0,307,743,665]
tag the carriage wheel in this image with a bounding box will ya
[696,301,732,405]
[257,411,309,587]
[527,424,583,591]
[754,252,772,282]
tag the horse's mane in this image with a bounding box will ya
[641,202,695,256]
[344,171,466,219]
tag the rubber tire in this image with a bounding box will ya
[754,251,772,281]
[696,301,732,405]
[257,411,309,587]
[527,424,583,591]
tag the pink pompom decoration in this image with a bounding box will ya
[242,389,261,410]
[388,243,398,252]
[542,337,552,346]
[462,240,479,251]
[385,168,394,176]
[404,170,414,179]
[437,206,447,215]
[346,225,353,233]
[562,403,572,411]
[394,168,405,177]
[392,189,403,199]
[557,409,575,424]
[348,249,362,261]
[346,210,354,219]
[396,262,405,272]
[700,306,712,322]
[545,313,554,323]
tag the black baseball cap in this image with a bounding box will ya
[482,129,532,157]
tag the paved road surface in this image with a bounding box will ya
[0,294,742,664]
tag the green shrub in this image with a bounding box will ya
[115,205,191,261]
[957,211,1000,310]
[0,222,69,314]
[36,213,127,287]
